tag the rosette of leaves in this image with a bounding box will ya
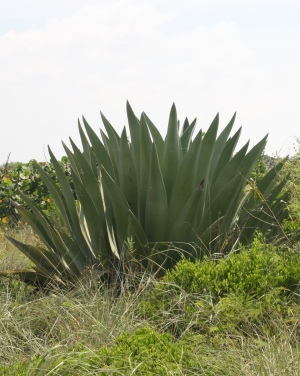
[1,102,289,284]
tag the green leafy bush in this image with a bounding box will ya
[97,326,194,374]
[0,327,242,375]
[139,234,300,336]
[164,234,300,299]
[0,158,73,226]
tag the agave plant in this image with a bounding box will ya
[1,102,289,284]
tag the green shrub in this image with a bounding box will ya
[0,158,73,227]
[97,326,193,374]
[139,234,300,337]
[164,234,300,299]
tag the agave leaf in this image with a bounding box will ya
[126,101,141,182]
[138,115,153,226]
[210,142,249,209]
[64,141,104,217]
[34,161,71,227]
[180,117,197,155]
[161,103,183,201]
[170,187,206,244]
[68,172,101,260]
[211,127,242,184]
[5,235,62,277]
[99,178,120,260]
[82,115,115,179]
[13,195,85,274]
[208,113,236,183]
[142,112,164,161]
[100,113,120,184]
[203,143,252,244]
[119,128,138,216]
[179,117,189,137]
[145,143,168,242]
[78,119,98,176]
[240,135,268,179]
[100,112,121,144]
[168,129,203,231]
[100,166,130,252]
[194,113,219,189]
[48,148,92,260]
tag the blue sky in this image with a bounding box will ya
[1,0,300,162]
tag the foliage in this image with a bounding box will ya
[97,326,195,374]
[1,102,290,284]
[0,158,73,227]
[164,234,300,298]
[280,151,300,241]
[139,234,300,336]
[0,225,300,375]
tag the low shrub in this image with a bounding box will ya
[164,234,300,300]
[139,234,300,337]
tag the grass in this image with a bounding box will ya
[0,225,300,375]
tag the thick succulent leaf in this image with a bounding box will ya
[169,187,206,244]
[64,141,104,217]
[138,115,153,226]
[48,148,92,259]
[0,268,52,284]
[168,129,203,231]
[208,113,236,183]
[119,128,138,216]
[179,117,189,137]
[13,194,86,274]
[196,142,249,248]
[145,143,168,242]
[34,161,72,228]
[100,114,120,184]
[100,112,121,144]
[99,179,120,260]
[100,166,130,252]
[78,119,98,176]
[194,113,219,189]
[142,112,164,161]
[210,142,249,208]
[68,172,101,260]
[126,101,141,181]
[192,114,219,222]
[5,235,62,277]
[180,117,197,154]
[161,103,183,201]
[211,127,242,184]
[82,116,115,179]
[240,135,268,179]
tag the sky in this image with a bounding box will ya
[1,0,300,163]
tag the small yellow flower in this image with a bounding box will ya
[2,176,10,182]
[46,198,52,203]
[1,217,10,224]
[0,199,2,203]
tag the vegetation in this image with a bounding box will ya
[0,229,300,375]
[0,103,290,285]
[0,157,73,226]
[0,103,300,374]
